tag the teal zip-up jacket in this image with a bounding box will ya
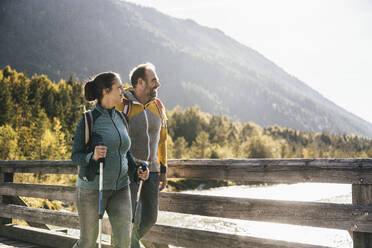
[71,104,131,190]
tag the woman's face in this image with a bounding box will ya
[104,77,123,106]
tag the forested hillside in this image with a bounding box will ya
[1,66,371,162]
[0,66,84,160]
[1,0,372,137]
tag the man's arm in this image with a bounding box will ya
[158,124,168,191]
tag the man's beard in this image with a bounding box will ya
[150,87,158,98]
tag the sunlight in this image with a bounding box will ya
[184,183,352,203]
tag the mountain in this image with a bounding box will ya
[1,0,372,137]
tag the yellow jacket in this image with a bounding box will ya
[116,88,167,173]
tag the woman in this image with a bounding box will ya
[71,72,148,248]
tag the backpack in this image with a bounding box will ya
[122,97,167,128]
[80,109,138,182]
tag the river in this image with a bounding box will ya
[157,183,353,248]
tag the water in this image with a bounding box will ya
[157,183,353,248]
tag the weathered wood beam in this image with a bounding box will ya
[0,160,77,174]
[352,184,372,248]
[0,224,111,248]
[0,223,330,248]
[0,203,111,235]
[0,236,43,248]
[2,186,372,233]
[0,203,79,229]
[167,158,372,184]
[144,224,330,248]
[0,183,75,202]
[158,192,372,232]
[0,172,13,225]
[1,158,372,183]
[6,195,49,230]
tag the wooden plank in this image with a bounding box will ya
[159,192,372,232]
[167,158,372,169]
[0,172,5,224]
[3,184,372,233]
[0,203,112,235]
[0,235,42,248]
[167,158,372,184]
[352,184,372,248]
[0,172,13,225]
[0,203,335,247]
[143,224,330,248]
[0,203,79,229]
[0,160,76,174]
[0,183,75,202]
[0,224,111,248]
[0,223,330,248]
[6,195,49,230]
[1,158,372,183]
[141,240,169,248]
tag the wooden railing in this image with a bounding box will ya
[1,159,372,248]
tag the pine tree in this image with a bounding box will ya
[0,125,19,160]
[0,76,11,125]
[52,117,69,158]
[190,131,211,158]
[173,137,188,159]
[243,135,280,158]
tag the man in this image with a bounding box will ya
[116,62,167,248]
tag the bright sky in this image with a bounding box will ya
[125,0,372,124]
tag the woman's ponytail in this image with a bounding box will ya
[83,72,119,102]
[84,80,96,101]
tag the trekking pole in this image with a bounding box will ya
[98,141,105,248]
[132,161,148,223]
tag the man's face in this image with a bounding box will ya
[143,69,160,99]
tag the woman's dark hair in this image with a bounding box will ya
[84,72,120,102]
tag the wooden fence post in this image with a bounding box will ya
[0,171,14,225]
[352,184,372,248]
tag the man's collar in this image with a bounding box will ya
[125,90,142,105]
[125,89,156,106]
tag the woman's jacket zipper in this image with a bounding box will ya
[110,114,122,190]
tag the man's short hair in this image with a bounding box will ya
[129,62,156,88]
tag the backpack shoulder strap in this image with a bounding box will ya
[122,98,132,116]
[154,98,167,127]
[116,109,129,131]
[83,110,93,145]
[154,98,163,112]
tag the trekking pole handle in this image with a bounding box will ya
[139,161,148,173]
[97,141,105,163]
[135,162,148,201]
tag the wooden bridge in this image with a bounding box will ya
[1,158,372,248]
